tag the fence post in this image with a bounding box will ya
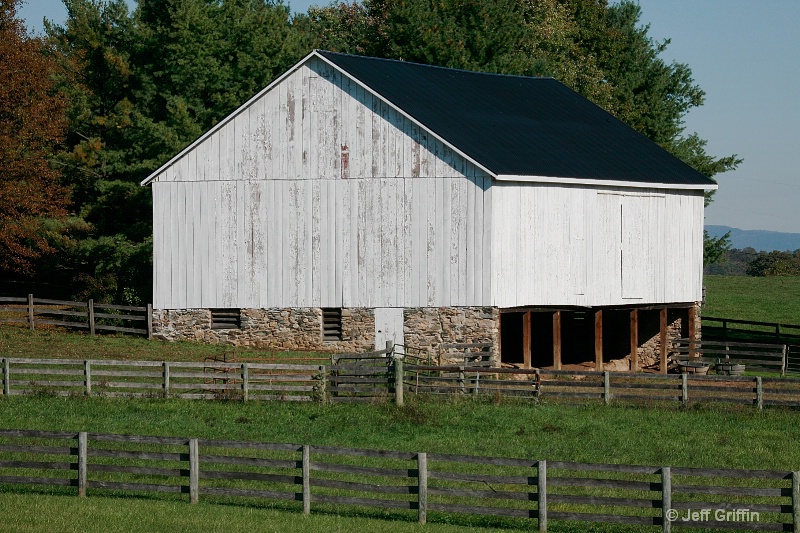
[84,360,92,396]
[661,466,671,533]
[88,299,95,337]
[418,452,428,524]
[603,371,610,405]
[78,431,87,498]
[459,366,465,394]
[783,345,788,377]
[791,471,800,533]
[163,362,170,398]
[28,293,34,330]
[681,374,688,405]
[318,365,327,403]
[394,356,404,407]
[242,363,249,402]
[189,438,199,504]
[302,445,311,515]
[3,358,9,396]
[756,377,763,410]
[146,304,153,340]
[538,459,547,532]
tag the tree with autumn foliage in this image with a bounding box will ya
[0,0,71,275]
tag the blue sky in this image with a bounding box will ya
[19,0,800,233]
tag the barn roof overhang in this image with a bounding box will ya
[495,174,717,191]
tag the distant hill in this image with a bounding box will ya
[706,225,800,252]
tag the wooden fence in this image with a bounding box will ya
[5,356,800,409]
[671,338,788,375]
[0,358,325,401]
[0,429,797,531]
[328,345,394,402]
[0,294,152,338]
[703,316,800,376]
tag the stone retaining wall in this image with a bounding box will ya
[151,308,374,352]
[404,307,500,363]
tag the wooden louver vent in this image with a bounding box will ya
[322,308,343,341]
[210,309,241,330]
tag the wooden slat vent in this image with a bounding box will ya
[210,309,241,330]
[322,308,343,342]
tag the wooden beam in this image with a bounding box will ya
[660,307,668,374]
[553,311,562,370]
[594,309,603,371]
[523,311,532,369]
[688,304,699,359]
[630,309,639,372]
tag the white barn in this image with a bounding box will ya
[141,50,717,370]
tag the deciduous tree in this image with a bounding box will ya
[0,0,70,274]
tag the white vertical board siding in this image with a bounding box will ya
[491,184,705,308]
[148,57,476,185]
[152,176,492,309]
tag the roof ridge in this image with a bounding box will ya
[315,49,556,82]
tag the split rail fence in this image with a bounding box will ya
[0,294,152,338]
[4,356,800,409]
[0,429,797,531]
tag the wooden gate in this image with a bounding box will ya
[328,346,394,402]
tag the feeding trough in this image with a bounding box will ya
[715,362,745,376]
[678,361,710,375]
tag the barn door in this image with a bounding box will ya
[374,308,404,351]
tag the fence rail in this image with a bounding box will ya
[0,428,796,531]
[5,356,800,409]
[0,294,152,338]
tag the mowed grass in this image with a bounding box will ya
[703,275,800,324]
[0,324,325,363]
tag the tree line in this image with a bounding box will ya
[1,0,739,304]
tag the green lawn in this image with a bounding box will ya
[703,275,800,324]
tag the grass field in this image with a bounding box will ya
[703,275,800,324]
[2,276,800,531]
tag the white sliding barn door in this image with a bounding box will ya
[374,308,404,351]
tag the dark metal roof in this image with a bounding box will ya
[318,50,716,187]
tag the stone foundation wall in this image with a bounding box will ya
[404,307,500,364]
[152,308,374,352]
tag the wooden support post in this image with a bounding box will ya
[552,312,562,371]
[681,374,688,405]
[688,305,698,359]
[603,371,610,405]
[302,445,311,515]
[78,432,87,498]
[3,358,9,396]
[783,345,788,377]
[394,356,404,407]
[595,309,603,371]
[163,362,170,398]
[661,466,672,533]
[756,376,763,410]
[793,471,800,533]
[189,438,199,504]
[318,365,327,403]
[660,308,668,374]
[417,452,428,524]
[84,360,92,396]
[27,293,34,330]
[523,311,532,369]
[146,303,153,340]
[537,460,547,532]
[242,363,249,402]
[630,309,639,372]
[88,299,95,337]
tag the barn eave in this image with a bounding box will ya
[495,174,718,191]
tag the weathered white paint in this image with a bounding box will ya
[152,176,490,309]
[491,184,705,307]
[148,54,706,313]
[375,308,404,350]
[148,57,482,186]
